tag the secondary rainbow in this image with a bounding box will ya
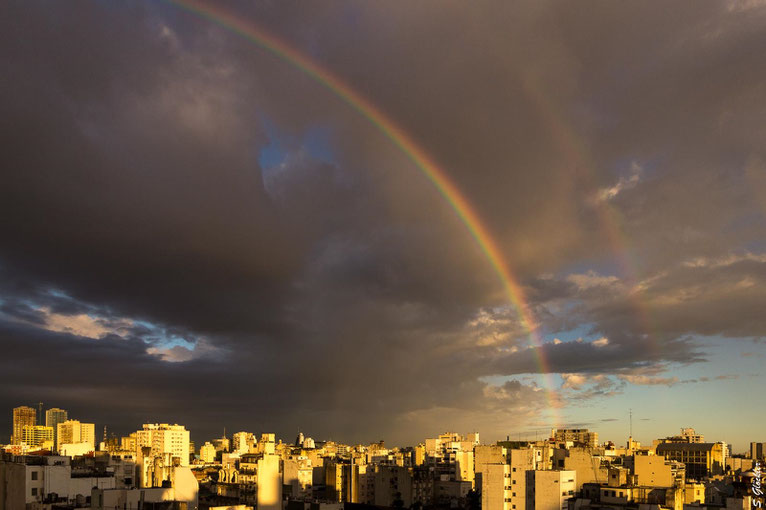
[521,74,656,357]
[168,0,562,426]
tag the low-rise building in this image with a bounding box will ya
[655,442,727,480]
[92,465,198,510]
[0,454,116,509]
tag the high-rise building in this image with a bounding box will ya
[750,442,765,461]
[45,408,68,429]
[12,406,36,444]
[134,423,190,467]
[200,441,216,463]
[45,408,68,450]
[475,445,543,510]
[22,425,55,449]
[57,420,96,453]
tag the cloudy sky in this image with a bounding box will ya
[1,1,765,452]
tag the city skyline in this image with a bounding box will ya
[1,1,765,454]
[2,403,758,455]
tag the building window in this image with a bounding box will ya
[31,488,38,496]
[31,472,38,480]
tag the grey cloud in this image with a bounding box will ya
[0,0,764,445]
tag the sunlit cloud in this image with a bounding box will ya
[595,161,643,203]
[36,307,133,339]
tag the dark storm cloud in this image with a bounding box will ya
[1,0,765,444]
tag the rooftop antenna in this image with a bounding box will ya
[630,409,633,438]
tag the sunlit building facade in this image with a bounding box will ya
[21,425,54,449]
[11,406,36,444]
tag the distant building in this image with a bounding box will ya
[659,427,705,444]
[750,442,765,460]
[283,456,313,499]
[475,444,544,510]
[256,433,276,455]
[200,441,217,463]
[11,406,36,444]
[134,423,190,467]
[57,420,95,455]
[655,442,726,480]
[234,443,282,510]
[233,432,255,454]
[633,453,685,487]
[132,423,191,489]
[21,425,54,449]
[213,436,231,453]
[551,446,608,489]
[44,408,67,450]
[679,428,704,443]
[423,432,479,489]
[120,432,137,452]
[551,428,599,448]
[424,432,479,457]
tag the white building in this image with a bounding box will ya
[135,423,190,467]
[92,466,198,510]
[0,455,115,509]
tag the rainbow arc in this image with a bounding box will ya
[169,0,562,427]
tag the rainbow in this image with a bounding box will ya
[167,0,562,426]
[521,73,655,355]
